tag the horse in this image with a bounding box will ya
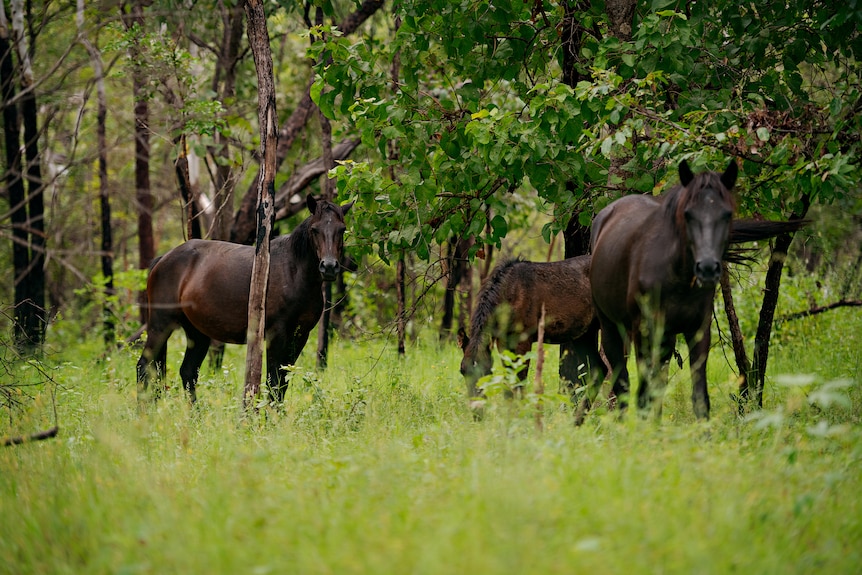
[457,255,607,403]
[136,196,353,403]
[575,159,806,424]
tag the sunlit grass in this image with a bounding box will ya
[1,308,860,574]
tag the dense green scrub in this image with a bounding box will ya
[2,307,860,574]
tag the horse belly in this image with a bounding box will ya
[181,272,253,344]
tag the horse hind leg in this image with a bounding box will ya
[179,327,211,404]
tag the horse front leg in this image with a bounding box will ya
[575,314,628,425]
[686,327,712,420]
[266,328,311,403]
[137,325,170,403]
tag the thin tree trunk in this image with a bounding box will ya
[535,303,546,432]
[720,266,750,413]
[77,0,114,345]
[315,6,336,370]
[8,0,45,352]
[242,0,278,405]
[0,5,30,352]
[230,0,384,245]
[396,256,406,355]
[743,195,811,408]
[122,1,154,327]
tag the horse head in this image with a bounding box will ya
[306,195,353,282]
[677,159,737,287]
[457,327,492,397]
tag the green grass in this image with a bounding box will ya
[2,309,861,575]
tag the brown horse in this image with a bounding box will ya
[457,255,607,402]
[575,160,806,423]
[136,196,353,403]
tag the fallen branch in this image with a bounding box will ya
[3,425,58,446]
[776,299,862,324]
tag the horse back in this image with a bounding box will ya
[505,256,595,343]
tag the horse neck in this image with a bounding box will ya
[277,222,321,279]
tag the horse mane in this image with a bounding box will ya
[464,258,522,357]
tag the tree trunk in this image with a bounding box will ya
[396,255,406,356]
[230,0,384,245]
[559,1,595,387]
[242,0,278,404]
[315,6,337,370]
[0,5,30,352]
[77,0,115,345]
[4,1,46,353]
[122,1,154,327]
[743,196,811,408]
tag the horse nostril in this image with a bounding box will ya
[695,259,721,282]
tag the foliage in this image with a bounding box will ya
[316,0,861,265]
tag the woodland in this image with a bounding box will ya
[1,1,861,410]
[2,3,862,573]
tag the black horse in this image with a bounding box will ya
[136,196,353,403]
[575,160,805,423]
[458,255,607,402]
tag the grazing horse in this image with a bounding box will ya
[457,255,607,401]
[136,196,353,403]
[575,160,806,423]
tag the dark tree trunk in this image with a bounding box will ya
[0,22,31,352]
[3,3,46,353]
[441,236,471,337]
[559,1,595,387]
[396,256,406,356]
[122,1,154,327]
[743,196,811,408]
[242,0,278,403]
[20,63,45,350]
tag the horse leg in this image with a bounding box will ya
[575,315,627,425]
[137,319,173,403]
[686,327,712,420]
[635,330,675,419]
[266,329,311,403]
[511,339,533,398]
[179,326,210,404]
[568,322,607,403]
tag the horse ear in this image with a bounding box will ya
[457,327,469,351]
[721,159,739,190]
[679,160,694,187]
[306,195,318,214]
[340,200,355,216]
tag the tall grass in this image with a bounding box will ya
[1,306,861,574]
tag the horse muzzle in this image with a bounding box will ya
[694,258,721,287]
[319,258,341,281]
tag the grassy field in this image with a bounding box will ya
[1,306,861,574]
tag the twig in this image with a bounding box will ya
[776,299,862,324]
[3,425,58,446]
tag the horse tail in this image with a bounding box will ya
[464,258,521,357]
[729,218,808,244]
